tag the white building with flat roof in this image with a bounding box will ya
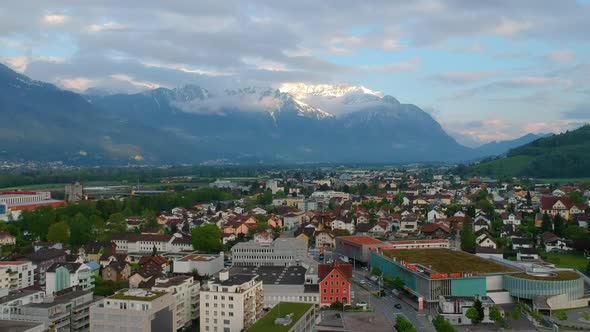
[231,238,307,267]
[200,271,264,332]
[152,276,200,331]
[0,261,34,291]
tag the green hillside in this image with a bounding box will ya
[460,125,590,178]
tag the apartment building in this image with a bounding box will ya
[152,276,200,331]
[111,233,192,255]
[231,238,307,267]
[0,289,46,320]
[90,288,176,332]
[45,262,94,295]
[9,287,95,332]
[0,261,34,291]
[200,271,264,332]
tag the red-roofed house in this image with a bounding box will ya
[541,196,572,219]
[319,262,353,306]
[422,223,451,239]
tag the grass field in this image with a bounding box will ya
[511,271,580,281]
[383,249,514,274]
[545,251,589,271]
[246,302,313,332]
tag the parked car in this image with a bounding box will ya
[394,303,402,309]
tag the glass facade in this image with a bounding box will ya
[503,275,584,300]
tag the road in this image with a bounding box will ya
[351,270,436,332]
[314,249,435,331]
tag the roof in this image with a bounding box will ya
[47,262,82,273]
[245,302,313,332]
[216,273,258,286]
[138,255,168,266]
[318,262,353,280]
[540,196,572,210]
[24,248,66,262]
[422,223,451,234]
[111,233,172,243]
[512,237,531,245]
[475,246,503,254]
[0,320,44,332]
[153,275,193,288]
[337,235,384,246]
[230,265,307,285]
[86,261,100,270]
[382,249,514,275]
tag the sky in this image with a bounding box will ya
[1,1,590,147]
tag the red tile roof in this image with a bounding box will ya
[318,261,353,280]
[337,235,384,245]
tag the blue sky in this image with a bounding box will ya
[1,0,589,146]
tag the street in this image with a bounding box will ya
[351,270,436,332]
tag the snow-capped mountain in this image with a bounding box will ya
[0,62,476,164]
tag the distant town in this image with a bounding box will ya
[1,166,590,332]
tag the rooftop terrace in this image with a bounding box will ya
[246,302,313,332]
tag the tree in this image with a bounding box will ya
[461,221,476,252]
[569,191,584,205]
[586,260,590,276]
[48,222,70,244]
[332,229,351,237]
[469,299,485,324]
[395,315,417,332]
[256,189,273,205]
[152,245,157,256]
[466,307,480,324]
[255,222,269,233]
[69,213,92,247]
[489,306,502,324]
[553,214,565,236]
[526,191,532,206]
[432,316,457,332]
[541,212,553,232]
[191,224,222,253]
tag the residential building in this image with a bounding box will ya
[318,262,352,306]
[501,212,523,226]
[111,233,192,255]
[200,271,264,332]
[541,232,573,252]
[315,231,335,249]
[152,276,200,331]
[0,231,16,246]
[90,288,176,332]
[45,262,94,295]
[231,238,307,267]
[0,261,34,291]
[9,287,95,332]
[173,253,224,276]
[0,289,46,320]
[23,248,66,287]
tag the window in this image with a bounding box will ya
[224,320,230,325]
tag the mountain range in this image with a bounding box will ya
[0,63,548,165]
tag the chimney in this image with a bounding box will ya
[219,269,229,281]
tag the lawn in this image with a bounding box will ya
[246,302,313,332]
[545,251,589,272]
[383,249,515,274]
[511,271,580,281]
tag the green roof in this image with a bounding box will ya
[383,249,515,275]
[246,302,313,332]
[511,271,580,281]
[110,289,166,301]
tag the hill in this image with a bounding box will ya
[471,133,550,158]
[460,125,590,178]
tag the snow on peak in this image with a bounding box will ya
[279,82,384,99]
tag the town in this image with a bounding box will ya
[0,167,590,332]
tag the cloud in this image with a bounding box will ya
[546,50,574,63]
[111,74,161,90]
[451,76,576,99]
[428,70,496,84]
[42,14,69,25]
[1,56,28,72]
[57,77,97,91]
[491,18,533,36]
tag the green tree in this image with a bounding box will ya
[569,191,584,204]
[69,213,92,247]
[466,307,480,324]
[47,221,70,244]
[541,212,553,232]
[553,214,565,236]
[473,299,485,323]
[255,222,269,233]
[432,316,457,332]
[191,224,222,253]
[461,221,476,252]
[489,306,502,324]
[256,189,273,205]
[395,315,417,332]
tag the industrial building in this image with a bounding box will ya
[231,238,307,267]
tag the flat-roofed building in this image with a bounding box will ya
[90,288,176,332]
[0,261,34,291]
[200,270,264,332]
[335,236,388,264]
[152,276,200,330]
[173,253,224,276]
[0,289,46,320]
[231,238,307,267]
[230,265,320,308]
[9,287,95,332]
[245,302,317,332]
